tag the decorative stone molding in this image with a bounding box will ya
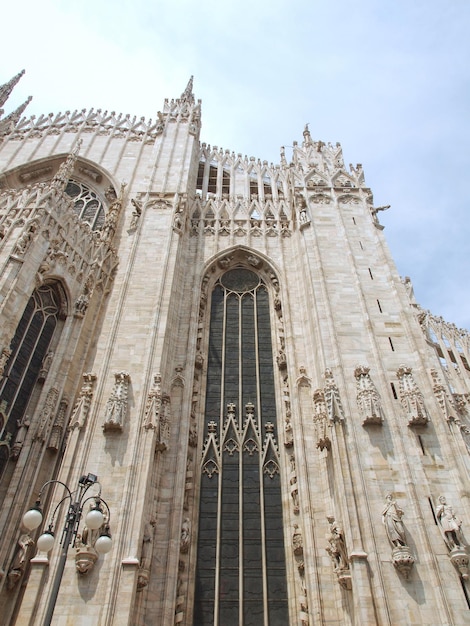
[396,366,429,426]
[354,365,384,425]
[103,371,130,433]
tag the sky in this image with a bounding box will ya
[2,0,470,328]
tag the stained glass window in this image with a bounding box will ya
[194,268,288,625]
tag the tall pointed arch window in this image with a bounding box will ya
[0,283,64,448]
[195,268,288,626]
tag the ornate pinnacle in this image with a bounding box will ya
[0,95,32,136]
[0,69,25,109]
[180,76,194,104]
[51,140,82,191]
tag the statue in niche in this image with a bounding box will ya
[436,496,465,550]
[325,516,349,572]
[382,494,407,548]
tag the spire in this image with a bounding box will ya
[0,70,26,108]
[51,140,82,191]
[0,95,32,136]
[180,76,194,104]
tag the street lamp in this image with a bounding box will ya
[22,473,112,626]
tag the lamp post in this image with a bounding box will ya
[22,473,112,626]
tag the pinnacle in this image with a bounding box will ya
[180,76,194,104]
[0,69,26,109]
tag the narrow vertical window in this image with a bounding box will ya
[195,268,288,626]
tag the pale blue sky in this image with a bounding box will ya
[2,0,470,327]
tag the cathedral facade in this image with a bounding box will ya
[0,71,469,625]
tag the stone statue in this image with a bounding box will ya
[382,493,406,548]
[325,516,349,572]
[7,533,34,588]
[292,524,303,556]
[436,496,464,550]
[180,518,191,553]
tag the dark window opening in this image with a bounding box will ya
[195,269,288,625]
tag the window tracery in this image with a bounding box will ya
[64,179,105,230]
[194,268,288,626]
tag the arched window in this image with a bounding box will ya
[65,179,105,230]
[0,283,64,450]
[195,268,288,625]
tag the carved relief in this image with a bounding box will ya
[396,366,429,426]
[103,371,130,433]
[354,365,383,425]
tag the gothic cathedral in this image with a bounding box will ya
[0,71,469,625]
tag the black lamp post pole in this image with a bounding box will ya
[42,480,89,626]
